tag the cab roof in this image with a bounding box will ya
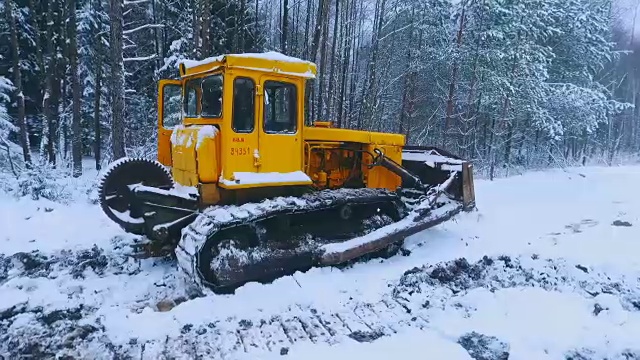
[178,51,317,79]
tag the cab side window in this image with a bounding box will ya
[232,78,255,132]
[263,81,297,134]
[162,83,182,128]
[201,74,223,117]
[304,79,315,126]
[184,78,201,117]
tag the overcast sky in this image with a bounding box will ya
[615,0,640,44]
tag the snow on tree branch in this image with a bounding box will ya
[123,23,164,35]
[123,54,158,62]
[123,0,150,5]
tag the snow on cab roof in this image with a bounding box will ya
[180,51,314,68]
[179,51,317,78]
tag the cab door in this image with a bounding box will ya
[157,79,183,166]
[227,76,259,173]
[257,77,304,175]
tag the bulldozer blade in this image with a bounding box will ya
[401,146,476,211]
[319,198,462,265]
[319,173,463,266]
[320,148,473,266]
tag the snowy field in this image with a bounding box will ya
[1,162,640,359]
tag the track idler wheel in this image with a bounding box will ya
[98,157,174,234]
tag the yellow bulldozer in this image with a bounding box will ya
[98,52,476,294]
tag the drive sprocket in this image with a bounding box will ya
[98,157,174,234]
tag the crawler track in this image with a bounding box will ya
[176,188,408,294]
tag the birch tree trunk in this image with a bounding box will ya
[336,0,351,128]
[281,0,289,53]
[200,0,211,56]
[68,0,83,177]
[44,0,59,165]
[109,0,126,159]
[358,0,385,129]
[94,0,103,170]
[238,0,246,51]
[326,0,340,120]
[192,0,201,57]
[94,51,103,170]
[444,6,465,150]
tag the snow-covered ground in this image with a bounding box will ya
[1,163,640,359]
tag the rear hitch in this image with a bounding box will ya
[127,184,200,243]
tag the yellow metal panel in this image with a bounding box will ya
[179,53,317,80]
[363,144,403,191]
[180,62,223,77]
[225,56,316,79]
[183,118,223,126]
[304,126,369,143]
[313,121,332,128]
[170,125,222,187]
[196,129,220,183]
[303,126,405,146]
[170,128,199,186]
[369,132,406,146]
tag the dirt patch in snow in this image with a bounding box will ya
[457,331,509,360]
[612,220,633,227]
[0,238,192,359]
[0,305,100,359]
[393,255,640,313]
[347,329,385,343]
[0,244,140,284]
[564,348,640,360]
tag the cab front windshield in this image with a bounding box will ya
[184,73,223,118]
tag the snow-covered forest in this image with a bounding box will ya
[0,0,639,181]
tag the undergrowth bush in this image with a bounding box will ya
[15,163,73,203]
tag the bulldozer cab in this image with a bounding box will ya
[156,53,317,190]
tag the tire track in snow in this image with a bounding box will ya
[116,255,640,359]
[2,244,640,359]
[119,252,640,359]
